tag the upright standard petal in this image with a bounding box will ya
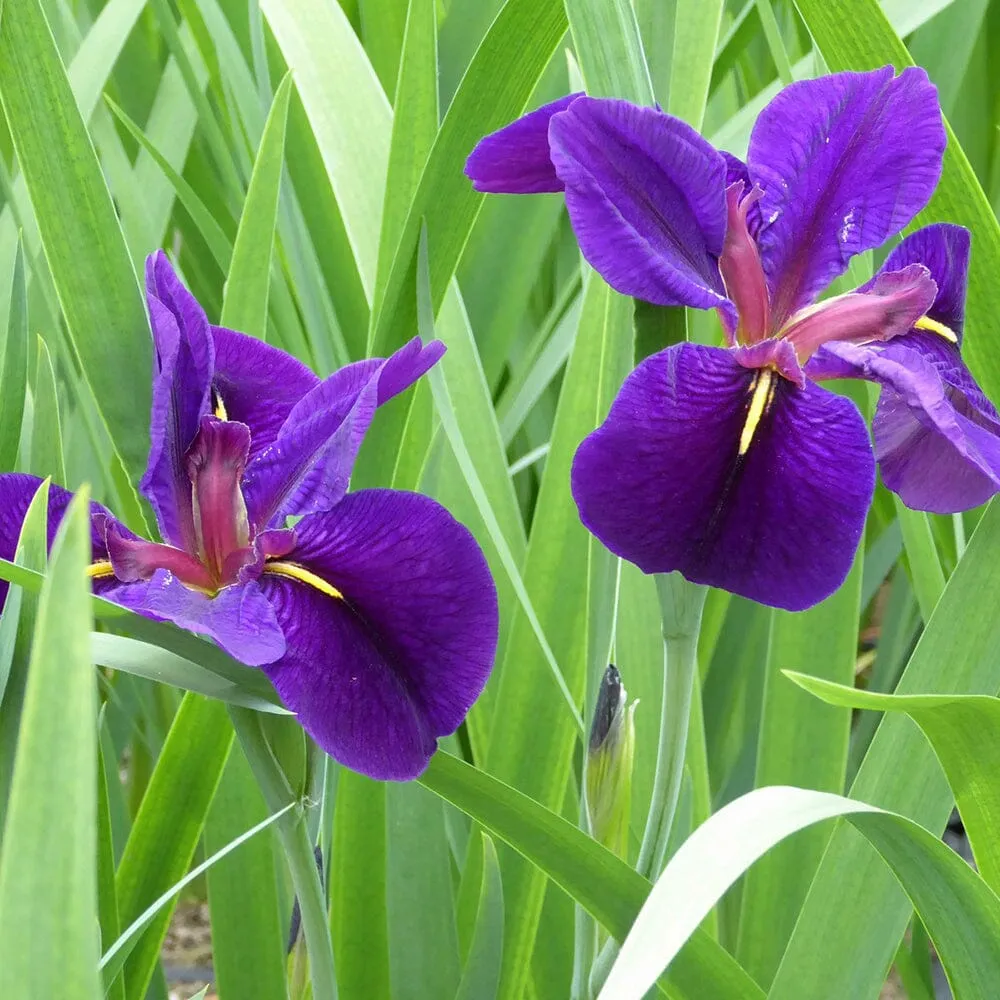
[141,252,215,550]
[548,97,729,308]
[465,93,581,194]
[211,325,319,463]
[814,337,1000,513]
[258,489,498,780]
[243,338,445,529]
[108,570,286,666]
[571,343,874,610]
[749,67,945,325]
[0,473,118,612]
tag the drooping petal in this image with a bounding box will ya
[860,223,970,339]
[0,474,119,612]
[107,570,286,666]
[465,93,582,194]
[258,489,498,780]
[781,263,937,360]
[749,67,945,326]
[547,97,730,308]
[810,337,1000,513]
[571,343,875,611]
[210,325,320,463]
[141,252,215,550]
[243,337,445,530]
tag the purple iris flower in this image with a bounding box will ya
[467,67,1000,611]
[0,252,498,779]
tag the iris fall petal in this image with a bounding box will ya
[258,489,498,780]
[571,343,874,610]
[0,474,120,612]
[108,570,286,666]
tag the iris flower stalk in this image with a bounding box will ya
[0,252,499,782]
[467,66,1000,612]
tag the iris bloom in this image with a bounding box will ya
[467,67,1000,610]
[0,253,498,779]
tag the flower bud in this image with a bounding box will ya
[586,665,636,858]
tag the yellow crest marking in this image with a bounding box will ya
[211,386,229,421]
[738,369,776,457]
[914,315,958,343]
[86,560,115,579]
[263,561,344,600]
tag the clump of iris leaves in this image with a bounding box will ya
[1,2,999,1000]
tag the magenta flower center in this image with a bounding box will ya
[719,183,939,374]
[102,416,256,594]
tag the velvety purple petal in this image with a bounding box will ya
[141,252,215,550]
[860,223,970,339]
[465,93,582,194]
[749,67,945,325]
[211,325,320,463]
[547,97,729,308]
[571,343,875,611]
[0,474,119,612]
[813,338,1000,512]
[243,338,445,530]
[107,570,286,666]
[258,489,498,780]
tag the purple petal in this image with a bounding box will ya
[571,343,874,611]
[258,489,498,780]
[465,93,582,194]
[861,223,970,340]
[141,252,215,550]
[813,337,1000,513]
[0,473,119,612]
[242,337,445,530]
[547,97,729,308]
[749,67,945,325]
[107,570,286,666]
[211,325,320,463]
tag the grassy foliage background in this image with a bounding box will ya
[1,0,1000,998]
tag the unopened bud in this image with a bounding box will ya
[586,665,636,858]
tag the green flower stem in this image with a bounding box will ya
[636,572,707,879]
[229,707,338,1000]
[589,574,707,994]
